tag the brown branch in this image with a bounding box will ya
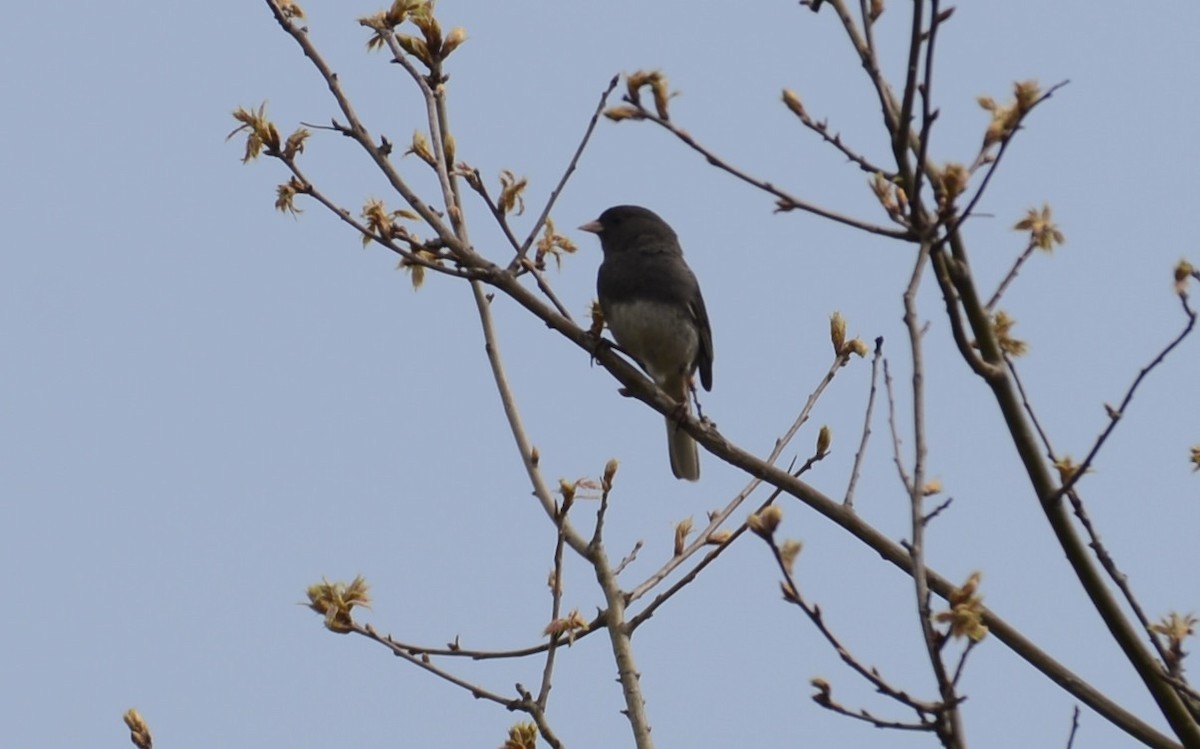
[901,237,967,747]
[929,247,1001,379]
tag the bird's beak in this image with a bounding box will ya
[578,219,603,234]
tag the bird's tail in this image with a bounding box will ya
[666,411,700,481]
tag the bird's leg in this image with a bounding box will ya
[688,375,706,422]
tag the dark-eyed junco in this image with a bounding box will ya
[580,205,713,481]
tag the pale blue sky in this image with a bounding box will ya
[3,2,1197,747]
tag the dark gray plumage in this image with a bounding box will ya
[580,205,713,481]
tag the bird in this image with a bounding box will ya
[580,205,713,481]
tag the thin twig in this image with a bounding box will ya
[612,540,643,576]
[465,169,523,253]
[356,624,519,708]
[1064,488,1171,665]
[910,0,943,222]
[1006,356,1057,457]
[986,238,1038,310]
[791,110,893,178]
[826,0,902,136]
[1056,292,1198,497]
[519,259,575,322]
[950,638,979,687]
[626,104,911,240]
[844,336,884,506]
[893,0,926,184]
[536,496,572,708]
[883,358,913,494]
[1065,705,1082,749]
[511,74,620,268]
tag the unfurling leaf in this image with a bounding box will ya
[603,105,643,122]
[274,177,308,216]
[810,677,832,705]
[395,33,431,64]
[846,338,869,357]
[748,505,783,540]
[816,426,832,457]
[1013,203,1065,251]
[282,128,310,160]
[535,217,578,270]
[1052,455,1090,484]
[498,170,527,215]
[442,26,468,57]
[1151,611,1197,672]
[1174,259,1196,295]
[277,0,305,19]
[938,162,969,206]
[405,130,436,167]
[782,88,807,119]
[588,300,605,337]
[980,80,1042,149]
[123,708,153,749]
[306,576,371,633]
[674,517,694,556]
[602,458,619,492]
[411,10,443,58]
[989,310,1028,357]
[829,312,846,354]
[543,609,588,643]
[706,529,733,545]
[228,102,280,163]
[558,478,576,505]
[625,70,674,120]
[935,571,988,641]
[780,539,803,572]
[501,722,539,749]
